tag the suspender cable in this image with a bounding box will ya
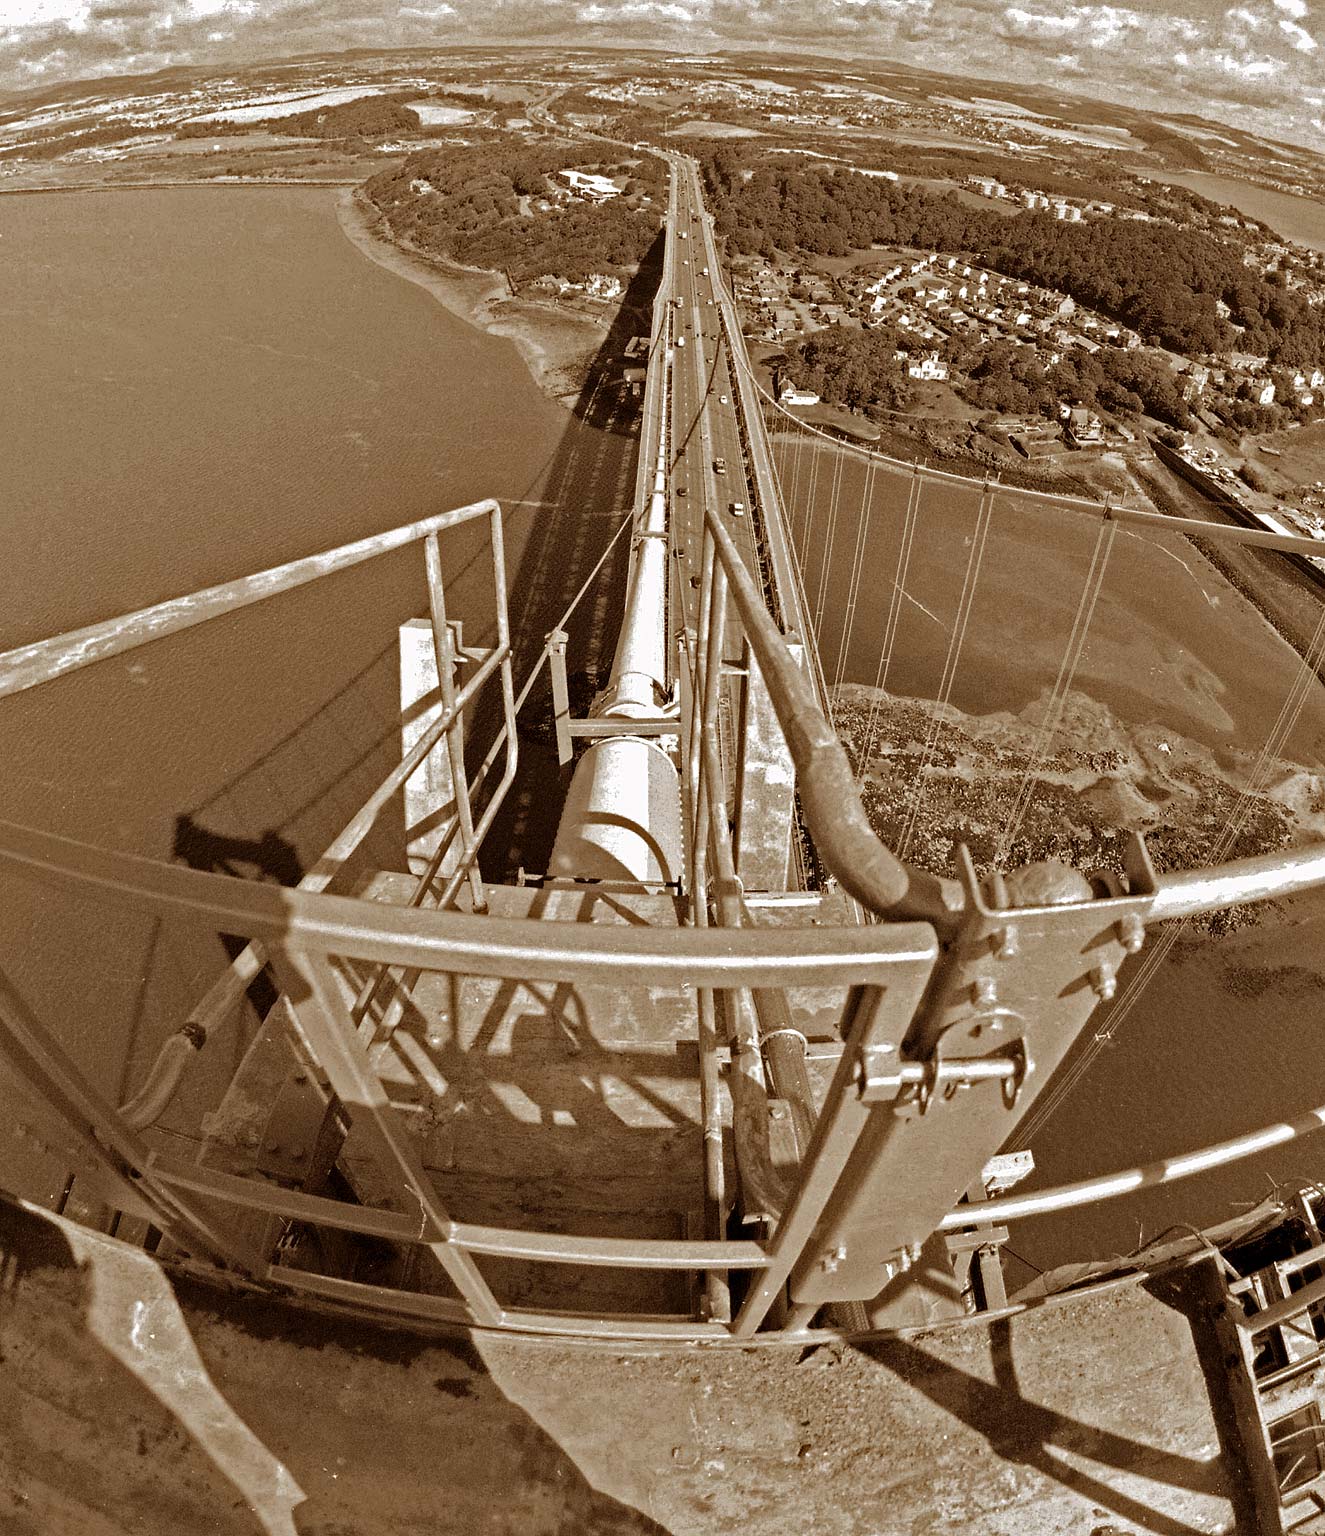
[787,418,807,541]
[813,449,847,643]
[799,436,824,573]
[897,483,996,860]
[996,513,1118,865]
[855,465,922,784]
[833,458,876,692]
[1018,583,1325,1144]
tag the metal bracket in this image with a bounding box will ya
[857,1038,1032,1114]
[256,1070,341,1188]
[789,837,1158,1311]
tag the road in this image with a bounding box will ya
[657,159,766,655]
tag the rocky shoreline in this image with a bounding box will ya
[336,187,611,409]
[833,682,1325,932]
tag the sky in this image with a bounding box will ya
[0,0,1321,151]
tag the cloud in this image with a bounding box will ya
[0,0,1321,149]
[1000,7,1079,38]
[1279,15,1317,50]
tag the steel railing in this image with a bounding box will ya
[5,515,1325,1342]
[0,815,940,1340]
[7,181,1325,1342]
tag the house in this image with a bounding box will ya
[558,169,620,202]
[1063,407,1104,446]
[1256,379,1277,406]
[1181,365,1210,403]
[584,273,623,300]
[907,353,949,381]
[780,380,820,406]
[1020,190,1049,210]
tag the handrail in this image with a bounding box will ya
[0,819,940,986]
[701,460,1325,930]
[1149,842,1325,921]
[703,506,966,929]
[0,498,500,700]
[940,1096,1325,1230]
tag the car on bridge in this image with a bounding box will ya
[713,458,726,474]
[729,501,745,517]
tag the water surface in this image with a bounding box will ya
[0,185,629,1159]
[1153,169,1325,253]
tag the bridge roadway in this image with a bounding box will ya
[654,155,826,715]
[645,153,830,894]
[658,160,761,654]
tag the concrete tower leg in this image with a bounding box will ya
[399,617,461,880]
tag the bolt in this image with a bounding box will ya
[266,1140,282,1154]
[769,1103,787,1122]
[1117,913,1145,954]
[993,926,1019,960]
[820,1244,848,1275]
[972,976,998,1009]
[288,1143,305,1159]
[1089,963,1117,1002]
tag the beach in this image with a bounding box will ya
[337,188,613,409]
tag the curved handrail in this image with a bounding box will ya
[703,506,966,928]
[0,819,940,985]
[941,1094,1325,1231]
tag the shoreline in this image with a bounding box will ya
[335,187,609,410]
[833,680,1325,936]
